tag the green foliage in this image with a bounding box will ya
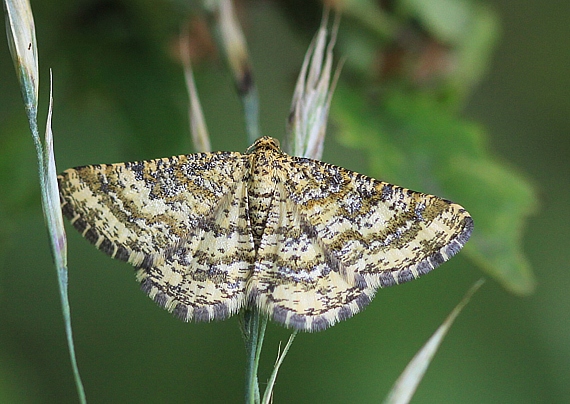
[336,0,498,104]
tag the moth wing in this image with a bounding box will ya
[248,158,375,332]
[283,156,473,290]
[58,152,255,321]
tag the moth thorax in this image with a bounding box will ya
[247,151,278,248]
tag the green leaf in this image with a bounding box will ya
[335,1,499,104]
[399,0,472,44]
[451,3,499,100]
[332,85,537,295]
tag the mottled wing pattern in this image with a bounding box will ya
[58,152,255,322]
[250,150,472,331]
[286,155,472,300]
[248,172,377,331]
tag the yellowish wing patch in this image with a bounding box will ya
[249,190,376,331]
[282,155,473,291]
[58,152,254,321]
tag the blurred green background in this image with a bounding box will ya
[1,0,569,403]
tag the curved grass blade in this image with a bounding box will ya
[384,279,485,404]
[261,331,297,404]
[4,1,86,402]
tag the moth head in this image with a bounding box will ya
[246,136,281,154]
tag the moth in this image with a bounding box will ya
[58,136,472,331]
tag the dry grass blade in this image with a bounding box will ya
[180,29,211,153]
